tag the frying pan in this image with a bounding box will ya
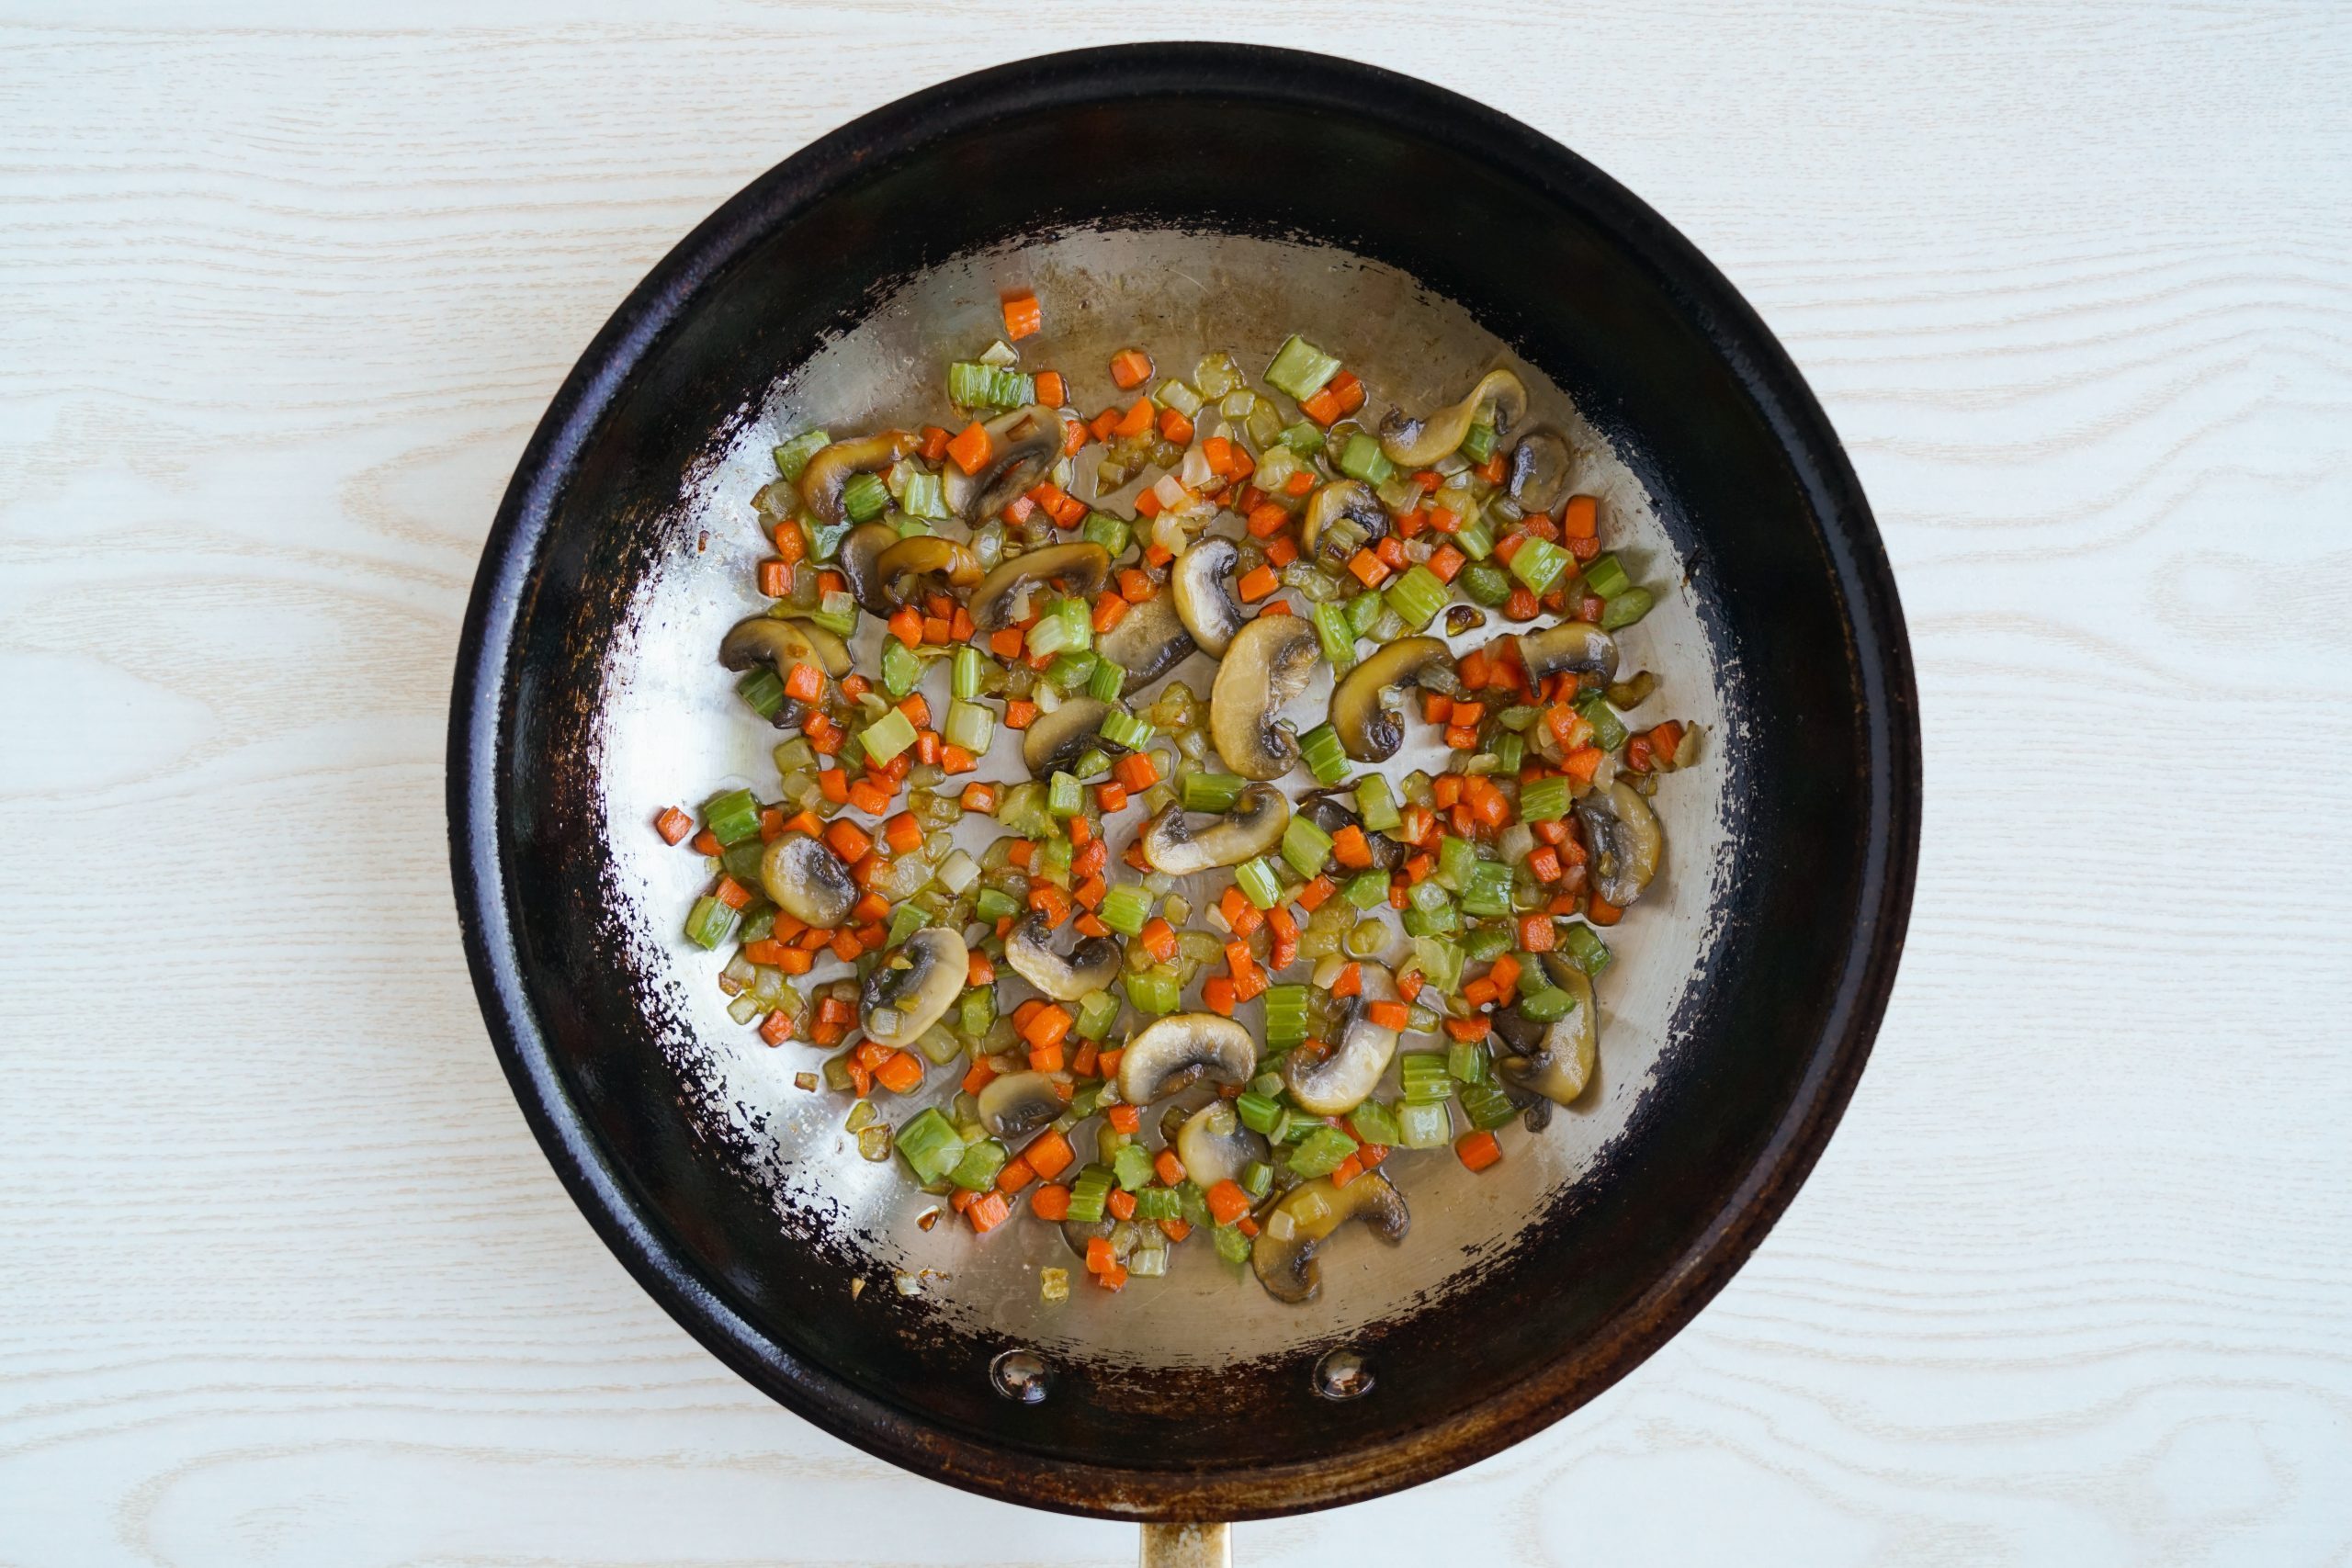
[447,42,1918,1564]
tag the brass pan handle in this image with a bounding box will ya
[1139,1520,1231,1567]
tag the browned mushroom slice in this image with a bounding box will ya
[757,835,857,929]
[1019,696,1117,780]
[1507,427,1573,513]
[1251,1170,1410,1304]
[1327,636,1453,762]
[1493,960,1598,1106]
[1281,964,1400,1115]
[1377,369,1528,468]
[718,614,853,680]
[1002,912,1121,1001]
[799,431,917,526]
[1138,782,1289,875]
[859,928,968,1048]
[1175,1100,1269,1190]
[1514,620,1619,687]
[1169,536,1247,657]
[1208,614,1319,780]
[873,535,983,599]
[969,542,1113,632]
[1114,1014,1257,1104]
[977,1070,1067,1141]
[942,405,1063,523]
[1297,479,1390,570]
[1097,590,1194,691]
[1575,780,1662,908]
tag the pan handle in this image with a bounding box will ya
[1139,1521,1231,1567]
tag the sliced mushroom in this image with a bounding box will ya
[1208,613,1319,780]
[1138,783,1289,875]
[970,542,1113,632]
[757,835,857,929]
[1175,1100,1267,1190]
[1251,1169,1409,1305]
[1170,536,1247,657]
[977,1070,1066,1141]
[1283,963,1401,1116]
[1495,962,1597,1106]
[834,521,899,614]
[873,535,982,597]
[1576,780,1662,908]
[718,614,853,681]
[1328,636,1453,763]
[1377,368,1528,468]
[1507,428,1573,513]
[1298,479,1390,568]
[1297,790,1408,872]
[1003,912,1121,1001]
[1115,1014,1257,1104]
[1515,620,1619,686]
[859,927,968,1048]
[799,431,917,526]
[1097,590,1195,691]
[1020,695,1116,779]
[942,405,1062,523]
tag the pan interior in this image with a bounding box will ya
[597,225,1737,1371]
[474,51,1901,1513]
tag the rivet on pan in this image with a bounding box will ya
[989,1348,1052,1404]
[1313,1348,1374,1400]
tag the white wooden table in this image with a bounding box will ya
[6,6,2349,1562]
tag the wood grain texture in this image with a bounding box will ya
[5,3,2350,1562]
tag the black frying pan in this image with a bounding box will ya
[447,42,1918,1559]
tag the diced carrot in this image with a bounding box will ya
[710,875,751,911]
[1264,536,1298,569]
[1456,1130,1503,1172]
[1114,397,1155,438]
[1005,698,1039,729]
[1505,585,1539,621]
[1085,1235,1116,1274]
[689,829,722,857]
[1236,564,1281,603]
[1365,1000,1410,1031]
[1298,385,1342,425]
[1330,824,1373,868]
[1374,536,1407,571]
[757,1009,794,1046]
[967,1190,1012,1233]
[1246,502,1290,537]
[1029,881,1073,928]
[845,778,889,817]
[1154,1149,1186,1187]
[1330,963,1363,998]
[1028,1042,1065,1074]
[1561,493,1598,538]
[1585,894,1623,927]
[1093,780,1128,813]
[1096,1260,1129,1291]
[885,605,922,648]
[1563,746,1605,786]
[757,807,786,842]
[1295,874,1336,912]
[1203,976,1237,1016]
[1109,348,1154,389]
[1444,1014,1492,1042]
[1030,1183,1072,1222]
[773,517,809,565]
[1114,752,1159,793]
[1347,549,1390,589]
[1072,874,1107,910]
[1023,1129,1075,1182]
[1105,1102,1142,1134]
[1204,1179,1251,1227]
[1001,290,1042,340]
[756,558,790,598]
[1158,406,1193,445]
[1329,1154,1364,1190]
[1159,1218,1192,1243]
[945,420,993,476]
[874,1050,923,1095]
[1092,591,1129,635]
[1138,918,1178,963]
[654,806,693,845]
[1425,543,1466,583]
[1035,370,1066,407]
[824,820,871,863]
[1328,370,1364,415]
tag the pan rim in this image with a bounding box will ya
[447,40,1920,1522]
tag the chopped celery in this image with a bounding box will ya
[1455,514,1496,561]
[1239,1158,1275,1199]
[1396,1100,1453,1148]
[1459,1079,1519,1131]
[952,645,985,701]
[1459,922,1514,964]
[802,518,850,564]
[1385,564,1448,630]
[805,590,859,638]
[1342,870,1389,910]
[1349,1099,1403,1146]
[1508,537,1571,594]
[1080,511,1133,558]
[1581,552,1633,600]
[1213,1222,1253,1264]
[683,896,737,950]
[1125,967,1182,1015]
[1460,862,1515,919]
[1097,708,1154,751]
[701,787,762,845]
[1133,1185,1182,1221]
[1281,816,1333,878]
[1492,731,1525,774]
[1437,836,1478,891]
[1236,1092,1283,1137]
[1338,432,1396,487]
[1355,774,1401,833]
[1401,898,1459,938]
[1399,1052,1453,1103]
[1026,599,1093,659]
[1519,775,1572,823]
[949,1137,1010,1191]
[1046,650,1100,692]
[1278,419,1325,456]
[1562,921,1614,976]
[859,708,918,764]
[1074,987,1123,1040]
[1265,334,1343,400]
[1046,771,1082,818]
[1460,561,1510,605]
[1413,935,1464,995]
[736,666,786,719]
[720,837,765,886]
[1576,695,1629,751]
[1112,1142,1155,1191]
[1182,773,1246,812]
[841,471,890,525]
[772,428,830,481]
[1447,1039,1489,1084]
[1299,722,1350,784]
[1262,985,1310,1049]
[1286,1123,1359,1179]
[896,1108,966,1184]
[899,470,951,521]
[973,886,1021,924]
[1516,985,1577,1022]
[1600,586,1656,630]
[880,638,922,699]
[1098,882,1154,936]
[957,985,997,1039]
[1064,1165,1114,1223]
[1345,589,1385,637]
[1086,658,1125,703]
[1459,422,1498,464]
[1235,857,1282,910]
[1312,600,1357,670]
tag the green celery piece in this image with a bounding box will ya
[949,1137,1010,1191]
[1355,774,1401,832]
[1182,773,1246,812]
[859,708,918,764]
[1073,987,1122,1040]
[1097,883,1154,937]
[1086,658,1125,703]
[841,471,890,524]
[772,428,829,481]
[1349,1099,1403,1146]
[1265,334,1343,400]
[1338,433,1395,487]
[880,638,922,699]
[1519,775,1571,823]
[1516,986,1577,1023]
[1581,552,1633,600]
[1112,1142,1155,1191]
[1080,511,1132,557]
[736,667,786,719]
[952,644,985,701]
[1235,857,1282,910]
[1459,422,1498,464]
[682,896,736,951]
[701,787,762,845]
[1298,722,1350,784]
[1562,921,1614,976]
[1213,1222,1253,1264]
[1125,967,1181,1015]
[1341,870,1390,910]
[1312,600,1358,671]
[1285,1123,1359,1179]
[1396,1100,1453,1148]
[1345,589,1385,637]
[1235,1092,1283,1136]
[1385,564,1448,630]
[1508,537,1571,594]
[1600,587,1656,630]
[1576,695,1629,751]
[1281,816,1334,878]
[896,1108,966,1184]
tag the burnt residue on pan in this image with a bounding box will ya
[451,44,1917,1522]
